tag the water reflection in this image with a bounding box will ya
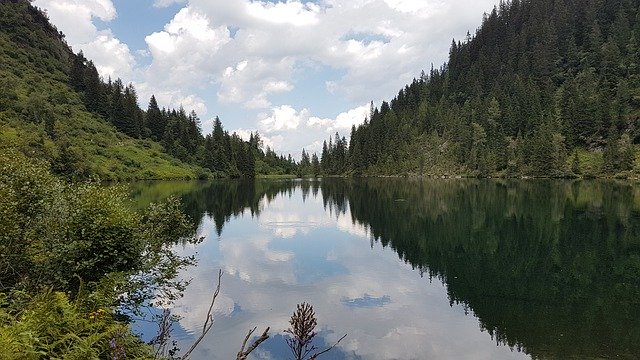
[129,179,640,359]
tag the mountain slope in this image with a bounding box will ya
[0,0,200,180]
[334,0,640,178]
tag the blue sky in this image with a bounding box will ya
[33,0,499,157]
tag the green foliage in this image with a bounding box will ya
[0,291,153,360]
[0,148,202,358]
[1,149,199,296]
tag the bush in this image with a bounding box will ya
[0,290,153,359]
[0,149,200,359]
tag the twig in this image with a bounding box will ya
[236,327,270,360]
[180,269,223,360]
[310,334,347,360]
[153,308,173,359]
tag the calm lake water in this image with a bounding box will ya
[129,179,640,359]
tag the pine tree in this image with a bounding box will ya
[321,140,329,174]
[69,51,86,92]
[146,95,165,141]
[311,153,320,177]
[470,122,488,175]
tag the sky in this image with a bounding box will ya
[32,0,499,157]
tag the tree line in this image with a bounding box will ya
[68,52,298,178]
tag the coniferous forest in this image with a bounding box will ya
[320,0,640,178]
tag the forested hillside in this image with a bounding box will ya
[0,0,297,180]
[0,0,205,180]
[323,0,640,178]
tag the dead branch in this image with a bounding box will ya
[309,333,347,360]
[236,326,270,360]
[180,269,223,360]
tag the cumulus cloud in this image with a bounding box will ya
[36,0,499,157]
[383,0,445,17]
[80,31,135,78]
[33,0,115,44]
[218,58,296,109]
[313,104,371,133]
[145,7,231,88]
[253,103,368,156]
[259,105,307,133]
[135,82,208,116]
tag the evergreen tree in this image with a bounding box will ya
[146,95,165,141]
[69,51,85,92]
[311,153,320,177]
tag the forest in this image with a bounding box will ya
[319,0,640,178]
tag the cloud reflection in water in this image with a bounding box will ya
[145,182,529,360]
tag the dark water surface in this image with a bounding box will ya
[129,179,640,359]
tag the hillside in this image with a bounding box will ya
[0,0,203,180]
[320,0,640,178]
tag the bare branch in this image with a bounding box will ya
[239,327,257,354]
[180,269,223,360]
[310,334,347,360]
[236,327,270,360]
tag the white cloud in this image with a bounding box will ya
[145,7,231,88]
[307,104,369,132]
[136,84,208,116]
[332,104,370,131]
[249,103,370,158]
[384,0,445,17]
[37,0,500,159]
[218,58,296,109]
[153,0,186,8]
[264,80,293,93]
[307,116,332,128]
[245,1,321,27]
[80,32,135,78]
[259,105,307,133]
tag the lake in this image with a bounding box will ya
[129,179,640,359]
